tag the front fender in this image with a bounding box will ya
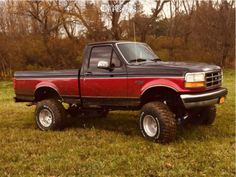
[141,78,185,95]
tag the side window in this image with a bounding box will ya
[89,46,112,69]
[111,51,122,68]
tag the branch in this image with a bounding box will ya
[148,0,170,25]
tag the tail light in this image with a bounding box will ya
[13,78,16,91]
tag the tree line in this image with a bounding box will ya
[0,0,235,79]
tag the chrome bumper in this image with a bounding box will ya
[180,88,228,109]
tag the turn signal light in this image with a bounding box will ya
[219,97,225,104]
[185,82,205,88]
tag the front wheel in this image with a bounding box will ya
[35,99,65,131]
[188,106,216,125]
[201,106,216,125]
[139,102,177,143]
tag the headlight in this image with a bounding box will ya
[185,72,205,88]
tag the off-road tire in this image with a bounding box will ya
[140,102,177,143]
[200,106,216,125]
[188,106,216,125]
[35,99,65,130]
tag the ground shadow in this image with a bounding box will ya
[64,111,140,137]
[19,111,231,142]
[64,111,224,142]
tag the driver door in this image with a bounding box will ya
[81,45,127,106]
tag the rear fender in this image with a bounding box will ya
[35,82,59,93]
[34,82,61,98]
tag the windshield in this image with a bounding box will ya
[117,43,160,63]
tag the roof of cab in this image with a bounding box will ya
[87,41,141,46]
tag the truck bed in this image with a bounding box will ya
[14,69,80,103]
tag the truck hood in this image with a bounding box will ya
[127,61,221,76]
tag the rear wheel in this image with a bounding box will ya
[139,102,177,143]
[35,99,65,130]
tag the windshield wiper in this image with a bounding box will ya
[129,58,147,63]
[150,58,161,62]
[129,58,161,64]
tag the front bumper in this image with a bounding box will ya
[180,88,228,109]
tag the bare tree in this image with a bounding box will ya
[21,1,64,37]
[219,0,235,66]
[107,0,130,40]
[166,0,182,59]
[182,0,195,46]
[53,1,109,41]
[190,0,235,66]
[136,0,170,42]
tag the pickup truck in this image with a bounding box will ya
[14,41,227,143]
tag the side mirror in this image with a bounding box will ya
[97,60,110,69]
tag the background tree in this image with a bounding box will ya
[107,0,130,40]
[135,0,170,42]
[0,0,234,79]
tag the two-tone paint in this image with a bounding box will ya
[14,41,226,109]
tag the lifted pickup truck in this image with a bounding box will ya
[14,41,227,143]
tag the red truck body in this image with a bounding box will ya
[14,76,79,99]
[14,76,206,99]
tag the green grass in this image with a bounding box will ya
[0,70,235,177]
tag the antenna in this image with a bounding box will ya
[133,21,136,42]
[133,22,138,63]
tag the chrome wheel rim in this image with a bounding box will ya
[143,115,159,137]
[39,109,53,127]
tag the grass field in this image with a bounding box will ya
[0,70,235,177]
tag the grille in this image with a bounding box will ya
[205,70,222,88]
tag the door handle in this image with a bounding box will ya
[84,72,92,76]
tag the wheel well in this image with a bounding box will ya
[34,87,61,102]
[141,87,184,113]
